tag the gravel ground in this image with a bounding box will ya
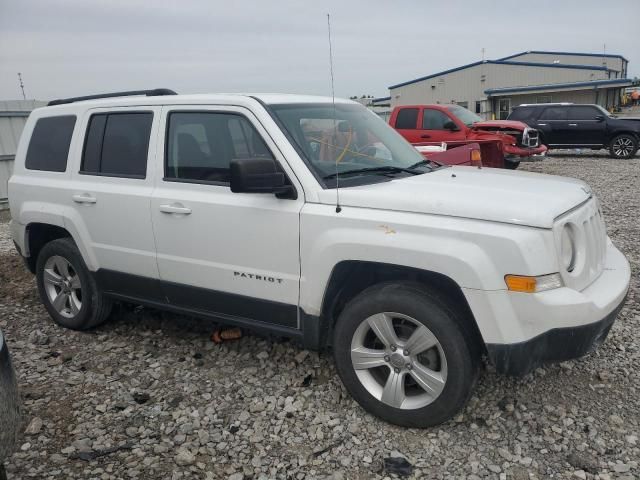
[1,152,639,480]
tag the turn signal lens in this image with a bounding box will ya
[470,149,482,166]
[505,273,563,293]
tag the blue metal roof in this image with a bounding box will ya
[484,78,633,95]
[498,50,629,63]
[388,60,610,90]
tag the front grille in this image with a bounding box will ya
[522,128,539,147]
[555,198,607,292]
[583,209,607,277]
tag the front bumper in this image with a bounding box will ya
[463,241,630,376]
[0,332,20,463]
[503,144,548,161]
[486,293,625,375]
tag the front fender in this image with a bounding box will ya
[300,203,557,339]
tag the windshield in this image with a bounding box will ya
[268,103,432,188]
[446,105,483,126]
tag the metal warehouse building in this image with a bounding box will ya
[388,51,633,120]
[0,100,45,208]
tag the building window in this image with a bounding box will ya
[456,101,469,109]
[475,101,482,114]
[536,96,552,103]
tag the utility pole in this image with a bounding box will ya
[17,73,26,100]
[481,48,485,61]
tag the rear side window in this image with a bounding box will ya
[81,112,153,178]
[540,107,567,121]
[25,116,76,172]
[395,108,419,129]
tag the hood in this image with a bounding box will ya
[472,120,528,131]
[317,167,591,228]
[609,116,640,127]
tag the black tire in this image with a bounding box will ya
[36,238,112,330]
[609,134,638,159]
[504,160,520,170]
[333,282,479,428]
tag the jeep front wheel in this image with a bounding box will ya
[333,282,478,428]
[609,134,638,159]
[36,238,112,330]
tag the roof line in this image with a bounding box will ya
[498,50,629,63]
[372,96,391,102]
[484,78,633,95]
[388,59,610,89]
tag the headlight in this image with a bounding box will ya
[560,223,576,272]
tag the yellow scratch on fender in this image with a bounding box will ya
[378,225,396,235]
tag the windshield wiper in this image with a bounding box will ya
[323,166,422,180]
[407,159,441,169]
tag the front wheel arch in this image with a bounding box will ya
[320,261,486,355]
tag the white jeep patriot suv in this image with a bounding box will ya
[9,89,630,427]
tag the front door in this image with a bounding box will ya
[417,107,467,142]
[150,106,303,328]
[563,105,607,146]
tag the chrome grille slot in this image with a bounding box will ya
[555,197,607,291]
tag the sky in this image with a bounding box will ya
[1,0,638,102]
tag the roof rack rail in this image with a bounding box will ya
[47,88,177,106]
[516,102,573,107]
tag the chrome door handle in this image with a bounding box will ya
[72,193,97,204]
[568,123,578,126]
[159,203,192,215]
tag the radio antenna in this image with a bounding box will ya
[327,13,341,213]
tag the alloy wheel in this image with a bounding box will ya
[350,312,447,410]
[613,137,635,157]
[43,256,82,318]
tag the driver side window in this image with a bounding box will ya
[165,112,274,184]
[422,109,452,130]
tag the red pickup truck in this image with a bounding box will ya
[390,104,547,169]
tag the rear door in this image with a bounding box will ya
[70,107,162,300]
[564,106,607,146]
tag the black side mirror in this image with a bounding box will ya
[594,115,604,122]
[230,158,295,198]
[443,120,459,131]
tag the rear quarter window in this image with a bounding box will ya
[25,115,76,172]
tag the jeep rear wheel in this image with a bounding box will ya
[36,238,112,330]
[333,282,479,427]
[609,134,638,159]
